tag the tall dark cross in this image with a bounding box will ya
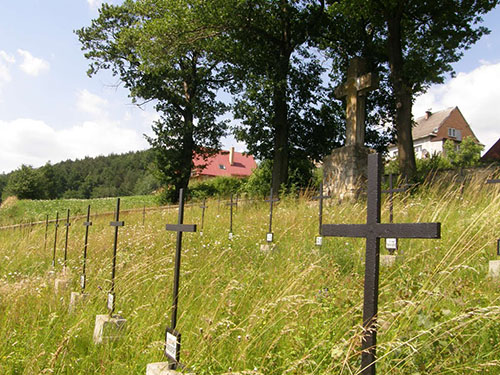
[322,153,441,375]
[80,205,92,293]
[199,198,207,234]
[226,194,238,239]
[312,181,331,246]
[63,209,71,269]
[52,212,59,267]
[381,174,410,254]
[165,188,196,369]
[43,214,49,254]
[142,204,146,226]
[108,198,125,315]
[486,178,500,255]
[265,188,280,243]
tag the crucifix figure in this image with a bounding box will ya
[108,198,125,315]
[265,188,280,243]
[334,57,379,146]
[381,174,410,255]
[165,188,196,369]
[322,153,441,375]
[312,181,331,246]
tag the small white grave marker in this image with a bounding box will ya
[80,274,85,290]
[228,232,233,240]
[315,236,323,246]
[385,238,397,251]
[165,331,178,360]
[266,233,273,242]
[107,293,114,311]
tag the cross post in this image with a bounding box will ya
[142,204,146,226]
[81,205,92,292]
[322,153,441,375]
[226,194,238,239]
[63,209,71,269]
[312,181,331,245]
[52,212,59,267]
[43,214,49,254]
[381,174,410,254]
[265,188,280,242]
[200,198,207,233]
[165,188,196,369]
[108,198,125,315]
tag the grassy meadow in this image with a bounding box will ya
[0,170,500,374]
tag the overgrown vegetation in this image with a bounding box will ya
[1,169,499,374]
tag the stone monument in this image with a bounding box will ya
[323,57,378,199]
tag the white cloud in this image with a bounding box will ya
[17,49,50,76]
[77,89,109,117]
[0,118,148,173]
[0,51,15,99]
[414,62,500,153]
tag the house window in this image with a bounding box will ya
[414,145,422,154]
[219,164,226,170]
[448,128,457,138]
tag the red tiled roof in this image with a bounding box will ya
[193,149,257,177]
[481,138,500,161]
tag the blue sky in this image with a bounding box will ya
[0,1,499,173]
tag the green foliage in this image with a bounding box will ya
[189,176,246,200]
[3,165,45,200]
[443,137,483,168]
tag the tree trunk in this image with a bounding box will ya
[386,10,417,181]
[271,55,290,195]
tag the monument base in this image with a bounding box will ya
[323,144,372,200]
[93,314,127,344]
[488,260,500,278]
[69,292,88,312]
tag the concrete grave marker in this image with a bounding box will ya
[322,153,441,375]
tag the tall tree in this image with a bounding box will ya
[205,0,334,193]
[76,0,228,202]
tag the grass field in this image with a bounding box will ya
[0,170,499,374]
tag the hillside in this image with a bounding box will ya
[0,149,159,201]
[0,170,499,374]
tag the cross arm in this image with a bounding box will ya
[322,223,441,239]
[166,224,197,233]
[486,179,500,184]
[83,221,93,227]
[110,221,125,227]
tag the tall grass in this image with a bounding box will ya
[0,170,499,374]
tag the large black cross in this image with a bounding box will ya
[322,153,441,375]
[199,198,207,233]
[81,205,92,292]
[63,209,71,269]
[226,194,238,239]
[108,198,125,315]
[312,181,331,245]
[165,188,196,369]
[52,212,59,267]
[381,174,410,254]
[486,178,500,255]
[265,188,280,243]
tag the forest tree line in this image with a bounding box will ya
[0,150,159,201]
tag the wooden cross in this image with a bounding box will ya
[108,198,125,315]
[265,188,280,242]
[63,209,71,269]
[322,153,441,375]
[165,188,196,369]
[226,194,238,239]
[381,174,410,254]
[312,181,331,245]
[486,178,500,255]
[334,57,379,146]
[199,198,207,233]
[52,212,59,267]
[81,205,92,292]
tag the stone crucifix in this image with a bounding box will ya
[334,57,379,146]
